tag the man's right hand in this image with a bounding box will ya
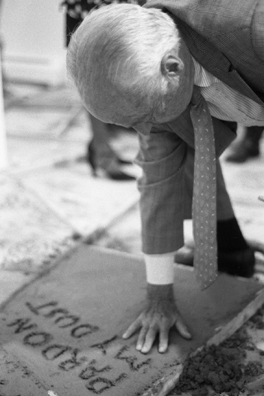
[122,284,191,354]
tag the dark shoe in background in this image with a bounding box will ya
[225,126,263,163]
[87,140,135,181]
[225,140,260,163]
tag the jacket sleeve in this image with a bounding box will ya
[135,124,188,255]
[252,0,264,61]
[134,105,236,255]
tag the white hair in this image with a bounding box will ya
[67,3,180,119]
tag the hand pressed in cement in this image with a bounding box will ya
[122,284,191,353]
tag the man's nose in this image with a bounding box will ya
[134,123,152,134]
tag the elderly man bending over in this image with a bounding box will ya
[67,0,264,354]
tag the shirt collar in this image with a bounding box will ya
[192,57,219,87]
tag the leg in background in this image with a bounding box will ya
[86,111,135,180]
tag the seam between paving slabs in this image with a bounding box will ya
[0,174,139,310]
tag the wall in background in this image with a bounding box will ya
[1,0,66,86]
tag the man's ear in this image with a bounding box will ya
[161,53,183,77]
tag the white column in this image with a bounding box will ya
[0,57,7,170]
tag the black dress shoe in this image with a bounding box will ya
[175,245,255,278]
[87,141,135,181]
[225,141,260,163]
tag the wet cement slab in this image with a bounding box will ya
[0,245,263,396]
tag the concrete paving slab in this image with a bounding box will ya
[94,203,142,254]
[0,176,76,272]
[4,82,45,109]
[7,137,86,173]
[5,108,80,139]
[15,86,82,109]
[21,164,139,236]
[234,208,264,243]
[223,171,264,209]
[221,158,264,213]
[56,110,91,143]
[0,245,263,396]
[221,157,264,246]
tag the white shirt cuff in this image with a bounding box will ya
[144,253,175,285]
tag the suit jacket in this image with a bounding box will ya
[137,0,264,254]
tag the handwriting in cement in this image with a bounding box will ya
[6,300,152,394]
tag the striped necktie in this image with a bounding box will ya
[190,86,218,290]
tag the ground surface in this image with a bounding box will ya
[1,81,264,395]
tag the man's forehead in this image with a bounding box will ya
[90,94,149,126]
[83,69,151,125]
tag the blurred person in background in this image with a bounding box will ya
[62,0,140,180]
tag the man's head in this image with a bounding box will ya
[67,4,194,130]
